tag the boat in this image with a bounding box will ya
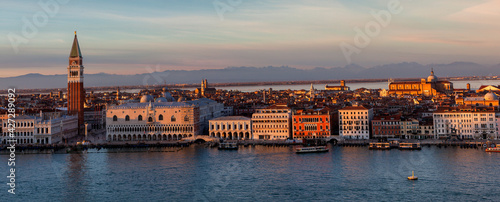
[218,142,238,150]
[485,144,500,152]
[77,140,91,146]
[369,143,391,150]
[296,146,329,153]
[399,143,421,150]
[407,171,418,180]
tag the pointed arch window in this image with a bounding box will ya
[148,117,153,122]
[125,115,130,121]
[184,116,189,122]
[138,115,143,121]
[171,116,176,122]
[159,114,164,121]
[113,115,117,121]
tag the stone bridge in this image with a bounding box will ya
[323,136,342,144]
[183,135,220,142]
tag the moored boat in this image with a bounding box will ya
[485,144,500,152]
[399,143,421,150]
[296,146,329,153]
[218,142,238,150]
[369,143,391,150]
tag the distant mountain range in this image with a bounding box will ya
[2,62,500,89]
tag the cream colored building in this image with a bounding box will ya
[106,101,199,142]
[209,116,252,140]
[389,70,453,96]
[1,114,78,144]
[339,105,373,139]
[252,104,291,140]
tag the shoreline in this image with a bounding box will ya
[3,76,499,94]
[1,139,497,154]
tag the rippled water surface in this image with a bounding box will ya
[1,145,499,201]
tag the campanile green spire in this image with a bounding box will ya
[70,31,82,58]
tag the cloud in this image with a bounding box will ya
[1,0,500,77]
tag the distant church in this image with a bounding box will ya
[388,69,453,96]
[195,79,216,96]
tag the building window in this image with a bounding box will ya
[184,116,189,122]
[138,115,143,121]
[125,115,130,121]
[159,115,163,121]
[113,115,117,121]
[171,116,176,122]
[148,117,153,122]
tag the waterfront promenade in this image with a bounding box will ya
[1,135,498,154]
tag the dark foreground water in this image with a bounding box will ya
[1,145,499,201]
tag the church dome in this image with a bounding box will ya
[164,92,175,102]
[155,97,168,102]
[427,69,438,82]
[484,92,498,101]
[140,95,154,103]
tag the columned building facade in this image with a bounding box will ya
[1,114,78,145]
[106,102,200,142]
[209,116,252,140]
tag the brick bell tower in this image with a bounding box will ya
[67,31,85,135]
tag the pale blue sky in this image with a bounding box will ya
[1,0,499,77]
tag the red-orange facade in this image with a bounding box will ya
[371,115,401,139]
[292,109,332,139]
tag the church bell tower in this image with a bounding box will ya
[67,31,85,134]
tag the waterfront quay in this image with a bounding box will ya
[2,137,499,154]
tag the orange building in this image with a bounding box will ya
[325,80,349,91]
[388,70,453,96]
[455,92,499,107]
[292,108,332,139]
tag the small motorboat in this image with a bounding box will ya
[408,171,418,180]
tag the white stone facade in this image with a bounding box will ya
[1,114,78,144]
[209,116,252,140]
[339,106,373,139]
[433,108,497,140]
[106,102,199,142]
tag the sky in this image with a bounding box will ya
[1,0,499,77]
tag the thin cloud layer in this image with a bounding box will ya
[1,0,498,77]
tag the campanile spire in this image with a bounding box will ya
[67,31,85,135]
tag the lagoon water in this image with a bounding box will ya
[1,145,499,201]
[119,79,498,93]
